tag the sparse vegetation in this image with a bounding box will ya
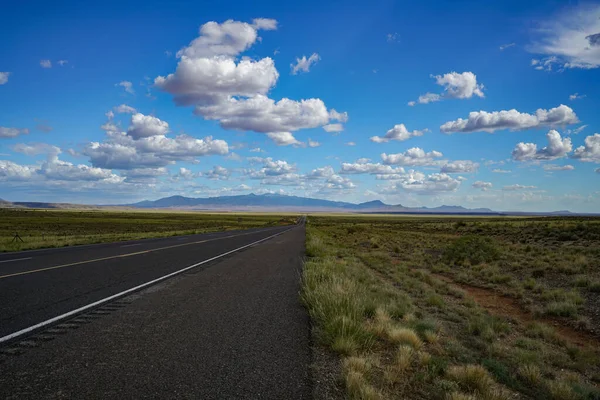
[0,208,298,252]
[302,215,600,399]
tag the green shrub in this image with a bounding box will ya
[443,235,500,266]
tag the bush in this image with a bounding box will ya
[443,235,500,266]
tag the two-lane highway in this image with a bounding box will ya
[0,223,295,340]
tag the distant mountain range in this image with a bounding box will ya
[0,193,587,215]
[128,193,499,214]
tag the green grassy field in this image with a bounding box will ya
[303,215,600,400]
[0,208,298,252]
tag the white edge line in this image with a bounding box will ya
[0,257,32,264]
[0,226,296,345]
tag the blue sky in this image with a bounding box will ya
[1,0,599,212]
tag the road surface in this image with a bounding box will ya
[0,222,310,399]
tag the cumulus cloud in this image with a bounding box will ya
[441,160,479,173]
[114,104,137,114]
[308,138,320,148]
[387,33,399,43]
[440,104,578,134]
[245,157,296,178]
[0,72,10,85]
[0,127,29,138]
[117,81,134,94]
[346,142,356,146]
[370,124,428,143]
[340,162,405,175]
[503,184,537,191]
[127,113,169,139]
[155,19,344,145]
[472,181,493,191]
[381,148,444,166]
[329,109,349,123]
[527,4,600,69]
[84,113,228,170]
[266,131,302,146]
[381,171,461,194]
[323,123,344,133]
[571,133,600,163]
[569,93,586,101]
[202,165,230,180]
[543,164,575,171]
[409,71,484,106]
[57,60,68,66]
[290,53,320,75]
[40,60,52,68]
[511,130,572,161]
[0,161,37,181]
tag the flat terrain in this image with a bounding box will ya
[0,224,309,399]
[0,208,297,252]
[303,215,600,399]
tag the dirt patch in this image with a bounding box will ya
[432,273,600,348]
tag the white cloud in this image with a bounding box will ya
[503,184,537,191]
[245,157,296,178]
[202,165,230,180]
[249,147,264,153]
[435,72,485,99]
[0,127,29,138]
[340,162,405,175]
[117,81,134,94]
[155,19,344,145]
[381,171,461,194]
[57,60,68,66]
[308,138,320,148]
[543,164,575,171]
[127,113,169,139]
[566,125,587,135]
[407,101,416,107]
[387,33,399,43]
[492,168,511,174]
[12,143,61,158]
[410,71,484,106]
[197,95,332,135]
[569,93,586,101]
[0,160,36,181]
[472,181,493,191]
[85,122,228,170]
[177,19,276,59]
[499,43,516,51]
[381,147,444,166]
[441,160,479,173]
[370,124,427,143]
[323,123,344,133]
[527,4,600,69]
[307,166,335,179]
[156,56,278,106]
[0,72,10,85]
[40,60,52,68]
[114,104,137,114]
[512,130,572,161]
[266,131,302,146]
[329,109,348,123]
[441,104,578,134]
[571,133,600,163]
[346,142,356,146]
[290,53,320,75]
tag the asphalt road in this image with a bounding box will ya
[0,222,310,398]
[0,224,296,339]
